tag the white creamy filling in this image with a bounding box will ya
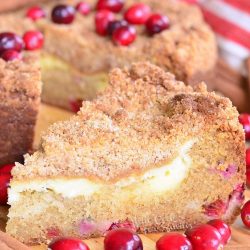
[8,140,194,203]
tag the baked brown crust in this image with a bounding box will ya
[12,62,244,182]
[0,53,41,165]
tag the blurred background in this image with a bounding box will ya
[183,0,250,112]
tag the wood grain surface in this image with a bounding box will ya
[1,104,249,249]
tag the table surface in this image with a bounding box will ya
[4,104,250,250]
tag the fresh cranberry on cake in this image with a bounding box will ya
[112,25,136,46]
[26,6,46,21]
[107,19,128,35]
[146,14,170,35]
[95,9,115,36]
[124,3,151,24]
[51,4,76,24]
[76,2,91,16]
[1,50,22,61]
[0,32,24,53]
[96,0,124,13]
[23,31,44,50]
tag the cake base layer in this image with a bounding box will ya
[6,171,243,245]
[7,142,245,244]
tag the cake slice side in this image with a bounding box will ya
[7,62,245,244]
[0,53,41,165]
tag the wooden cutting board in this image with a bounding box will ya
[2,104,250,250]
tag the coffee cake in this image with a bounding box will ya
[7,62,245,244]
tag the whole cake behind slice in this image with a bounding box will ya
[0,53,41,165]
[7,62,245,245]
[13,0,217,110]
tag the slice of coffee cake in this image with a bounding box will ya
[7,62,245,245]
[0,53,41,165]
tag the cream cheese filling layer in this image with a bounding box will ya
[8,140,194,203]
[41,53,108,92]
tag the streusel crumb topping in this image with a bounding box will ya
[12,62,241,182]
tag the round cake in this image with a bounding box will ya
[0,0,217,110]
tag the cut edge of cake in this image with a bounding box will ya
[0,52,42,165]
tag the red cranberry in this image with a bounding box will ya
[203,199,228,217]
[1,50,22,61]
[104,228,143,250]
[246,148,250,167]
[0,163,14,205]
[0,32,24,53]
[156,232,192,250]
[207,219,231,245]
[0,164,15,175]
[239,113,250,124]
[247,168,250,187]
[107,19,128,35]
[26,6,46,21]
[108,219,136,232]
[124,3,151,25]
[112,25,136,46]
[96,0,124,13]
[185,224,223,250]
[76,2,91,15]
[51,5,75,24]
[0,174,12,205]
[95,10,115,36]
[47,227,61,239]
[69,99,83,113]
[239,113,250,140]
[241,200,250,228]
[48,237,89,250]
[146,14,170,35]
[23,31,44,50]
